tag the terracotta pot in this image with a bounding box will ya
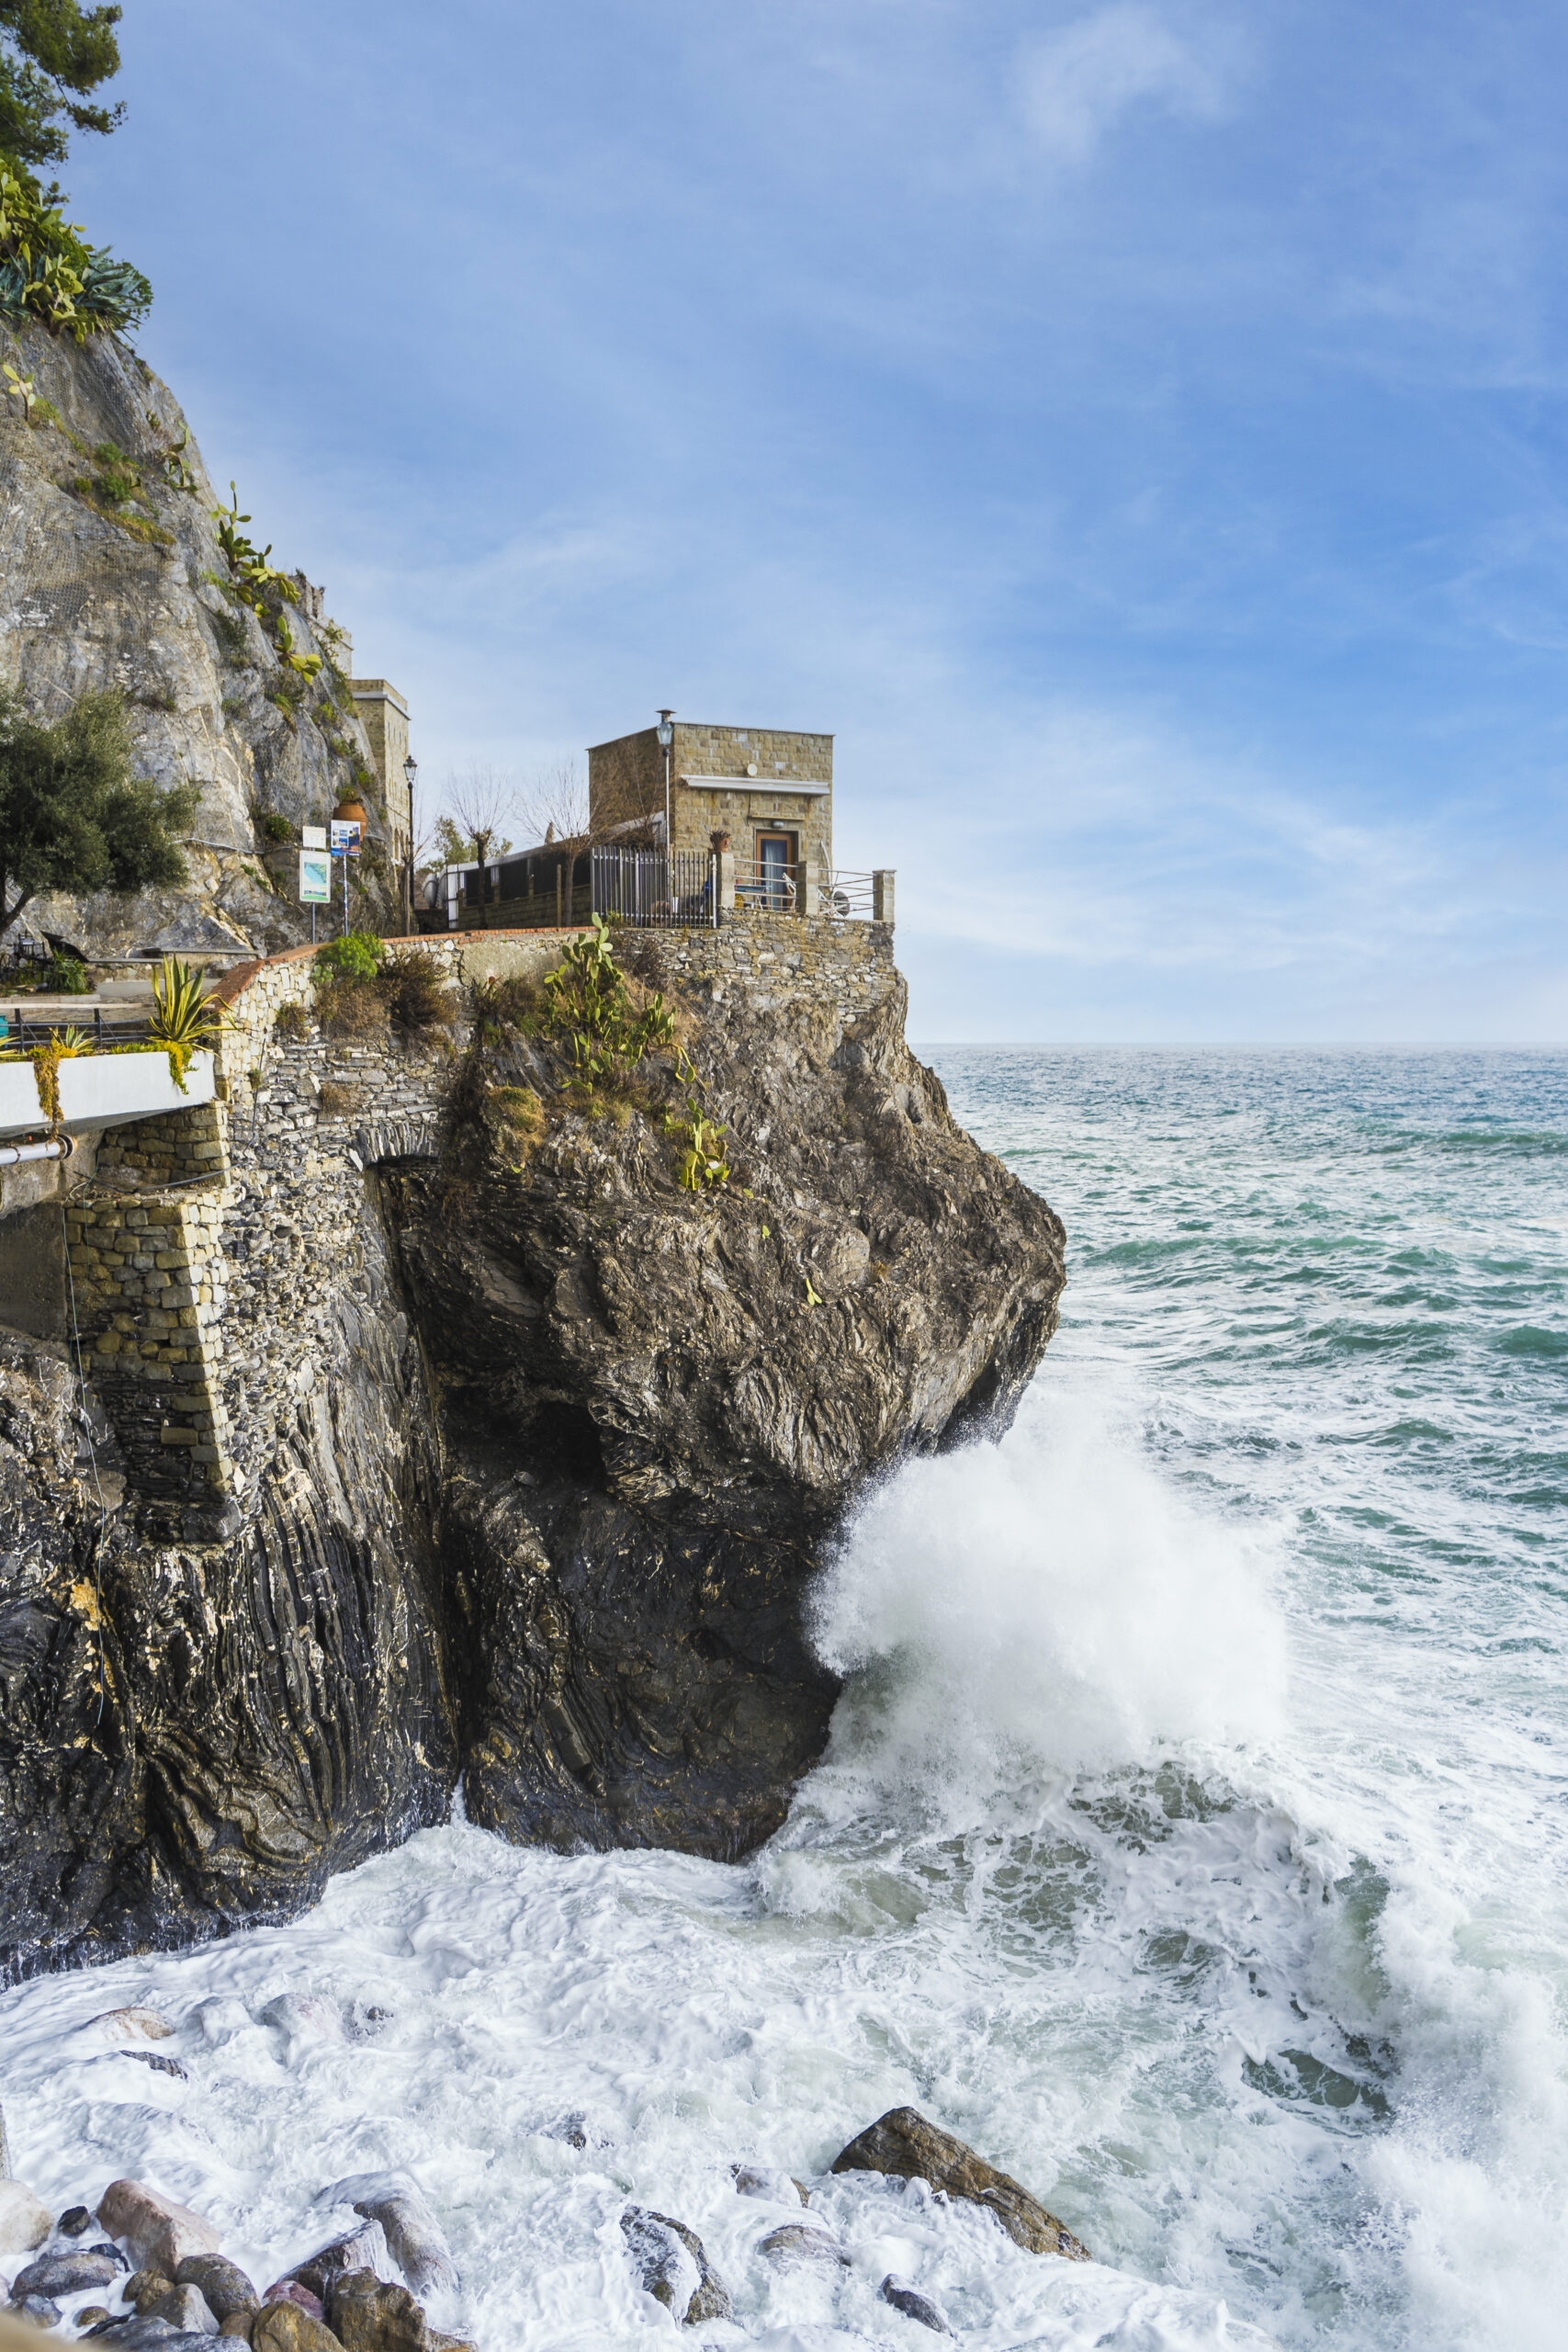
[333,797,368,827]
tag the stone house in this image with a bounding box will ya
[587,722,832,897]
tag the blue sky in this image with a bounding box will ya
[65,0,1568,1040]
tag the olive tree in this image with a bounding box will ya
[0,685,197,943]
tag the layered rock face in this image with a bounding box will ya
[407,935,1063,1855]
[0,924,1066,1975]
[0,322,396,958]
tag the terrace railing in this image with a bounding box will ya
[592,848,719,929]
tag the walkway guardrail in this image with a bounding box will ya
[0,1007,155,1047]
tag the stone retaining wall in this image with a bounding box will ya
[62,915,900,1538]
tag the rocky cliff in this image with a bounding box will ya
[0,320,397,960]
[0,899,1064,1985]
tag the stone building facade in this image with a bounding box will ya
[587,722,833,886]
[349,679,412,868]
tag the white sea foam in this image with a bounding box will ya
[809,1374,1289,1801]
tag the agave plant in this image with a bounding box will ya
[149,958,230,1091]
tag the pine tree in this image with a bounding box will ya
[0,2,123,182]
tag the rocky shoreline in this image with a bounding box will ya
[3,2035,1089,2349]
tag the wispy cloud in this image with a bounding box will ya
[1017,4,1239,164]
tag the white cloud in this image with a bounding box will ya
[1019,4,1235,164]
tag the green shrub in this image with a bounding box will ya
[273,1000,310,1043]
[45,949,89,993]
[259,810,291,843]
[314,930,384,985]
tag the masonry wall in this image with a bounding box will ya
[46,915,898,1540]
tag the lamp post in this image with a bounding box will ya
[402,752,418,934]
[656,709,675,870]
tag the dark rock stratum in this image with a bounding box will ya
[0,950,1064,1974]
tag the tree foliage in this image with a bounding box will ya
[0,684,197,939]
[0,1,123,177]
[0,5,149,336]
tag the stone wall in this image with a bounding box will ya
[52,915,897,1540]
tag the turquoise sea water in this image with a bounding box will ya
[1,1047,1562,2352]
[903,1045,1568,2347]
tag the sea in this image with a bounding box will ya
[2,1046,1564,2352]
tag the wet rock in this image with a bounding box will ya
[344,2005,391,2043]
[217,2321,254,2343]
[263,2286,324,2322]
[271,2223,389,2303]
[0,2098,8,2177]
[260,1996,344,2043]
[174,2257,258,2323]
[880,2275,952,2333]
[97,2181,221,2278]
[60,2205,96,2236]
[0,2178,52,2253]
[327,2270,475,2352]
[78,2308,114,2330]
[93,2007,175,2042]
[15,2290,62,2326]
[124,2052,189,2080]
[732,2165,807,2205]
[128,2273,178,2314]
[619,2206,732,2326]
[317,2177,457,2299]
[830,2107,1090,2259]
[13,2249,122,2297]
[150,2286,218,2335]
[91,2322,209,2349]
[88,2245,132,2272]
[758,2223,848,2270]
[251,2310,346,2352]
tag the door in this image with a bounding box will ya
[756,831,797,910]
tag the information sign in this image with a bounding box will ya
[302,824,328,851]
[299,850,332,904]
[329,819,362,856]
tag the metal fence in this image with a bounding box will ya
[0,1006,154,1047]
[592,848,718,929]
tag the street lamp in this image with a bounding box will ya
[656,709,675,859]
[402,752,418,933]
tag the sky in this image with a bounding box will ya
[57,0,1568,1041]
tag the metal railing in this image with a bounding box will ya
[0,1005,154,1047]
[592,848,718,929]
[820,869,875,919]
[730,862,877,919]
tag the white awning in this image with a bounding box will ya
[677,775,830,796]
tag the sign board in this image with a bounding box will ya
[302,824,328,851]
[329,819,362,857]
[299,850,332,904]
